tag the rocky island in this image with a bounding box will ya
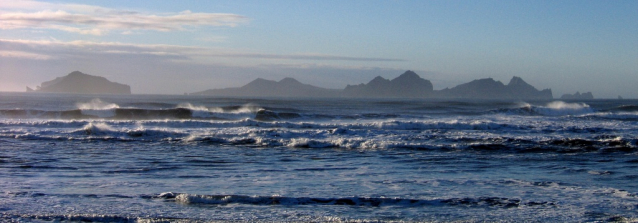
[191,77,340,98]
[435,76,553,100]
[27,71,131,95]
[560,92,594,100]
[193,70,554,100]
[343,70,434,98]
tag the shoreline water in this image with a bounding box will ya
[1,93,637,222]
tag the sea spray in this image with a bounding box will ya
[532,101,594,116]
[77,99,120,118]
[76,98,120,110]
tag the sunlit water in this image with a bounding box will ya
[1,93,638,222]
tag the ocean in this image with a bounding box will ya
[1,92,637,222]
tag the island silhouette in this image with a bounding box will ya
[434,76,553,100]
[560,91,594,100]
[192,70,558,99]
[193,77,341,98]
[343,70,434,98]
[28,70,597,99]
[27,71,131,95]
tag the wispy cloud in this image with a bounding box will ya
[0,0,248,35]
[0,39,405,62]
[0,50,51,60]
[219,53,405,62]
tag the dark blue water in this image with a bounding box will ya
[1,93,638,222]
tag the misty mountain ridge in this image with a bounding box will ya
[192,77,340,98]
[193,70,555,99]
[435,76,552,99]
[343,70,434,98]
[27,71,131,95]
[27,70,588,99]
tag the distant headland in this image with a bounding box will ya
[27,71,131,95]
[192,70,562,100]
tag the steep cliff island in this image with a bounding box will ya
[27,71,131,95]
[193,70,554,100]
[343,70,434,98]
[434,76,553,100]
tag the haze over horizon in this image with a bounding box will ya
[1,0,636,98]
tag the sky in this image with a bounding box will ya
[0,0,636,98]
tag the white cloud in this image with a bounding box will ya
[0,50,52,60]
[0,1,248,35]
[0,39,404,62]
[0,0,106,13]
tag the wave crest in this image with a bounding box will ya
[534,101,594,116]
[76,99,120,110]
[496,101,595,116]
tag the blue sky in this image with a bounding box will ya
[1,0,636,97]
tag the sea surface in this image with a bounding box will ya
[1,92,638,222]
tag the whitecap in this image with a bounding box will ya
[77,99,119,118]
[532,101,595,116]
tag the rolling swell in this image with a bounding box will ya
[0,108,258,120]
[487,101,638,121]
[0,214,145,223]
[606,105,638,112]
[6,102,636,121]
[151,193,554,208]
[0,109,85,119]
[490,101,595,116]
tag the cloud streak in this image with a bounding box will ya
[0,39,405,62]
[0,1,247,35]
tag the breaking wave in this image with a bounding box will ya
[532,101,595,116]
[0,107,267,121]
[493,101,595,116]
[2,98,638,152]
[3,98,637,122]
[76,98,120,110]
[0,98,273,120]
[2,118,636,152]
[485,101,638,121]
